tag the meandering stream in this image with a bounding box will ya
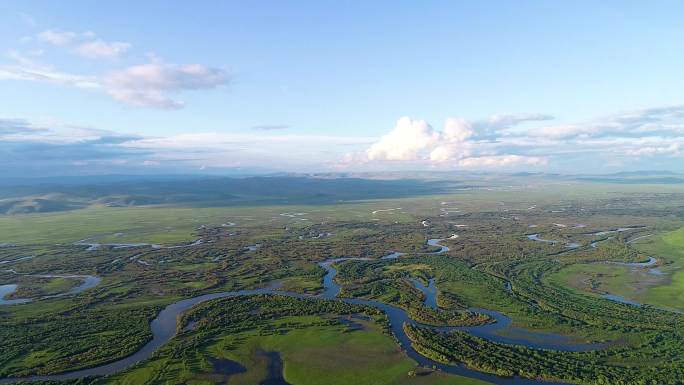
[1,235,207,305]
[0,239,600,385]
[527,229,668,309]
[0,274,101,306]
[73,238,203,251]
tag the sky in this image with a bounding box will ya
[1,0,684,177]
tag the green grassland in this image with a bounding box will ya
[0,201,418,245]
[4,180,684,384]
[109,296,489,385]
[2,180,684,245]
[631,226,684,310]
[6,276,79,299]
[549,225,684,313]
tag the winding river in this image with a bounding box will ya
[526,229,672,309]
[0,274,101,306]
[381,237,450,260]
[0,239,601,385]
[1,234,212,306]
[526,234,580,249]
[73,238,203,251]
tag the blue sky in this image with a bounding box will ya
[1,1,684,176]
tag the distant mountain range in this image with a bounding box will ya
[1,171,683,215]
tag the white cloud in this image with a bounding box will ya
[429,145,458,162]
[6,50,39,66]
[362,115,550,168]
[36,28,132,60]
[37,29,77,46]
[125,132,373,150]
[428,144,472,162]
[531,105,684,139]
[0,118,49,135]
[103,63,229,109]
[251,124,290,131]
[5,28,227,108]
[627,143,681,156]
[0,64,99,89]
[0,56,227,108]
[365,117,476,162]
[0,118,126,144]
[7,104,684,174]
[443,117,473,142]
[428,118,475,162]
[366,117,440,161]
[476,113,554,138]
[1,48,99,89]
[119,132,374,170]
[457,155,547,168]
[75,40,131,59]
[486,113,554,128]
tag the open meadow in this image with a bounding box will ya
[3,177,684,384]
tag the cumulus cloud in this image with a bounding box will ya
[443,118,474,141]
[75,40,131,59]
[366,117,440,161]
[363,116,530,167]
[360,113,555,167]
[365,117,478,163]
[428,118,475,162]
[6,103,684,176]
[103,63,229,109]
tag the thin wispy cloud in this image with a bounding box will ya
[37,29,129,59]
[75,40,131,59]
[473,113,555,139]
[531,105,684,139]
[0,119,149,176]
[3,104,684,176]
[1,27,228,109]
[103,63,229,109]
[37,29,77,46]
[0,118,49,135]
[251,125,290,131]
[0,62,100,89]
[457,155,547,168]
[0,118,374,175]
